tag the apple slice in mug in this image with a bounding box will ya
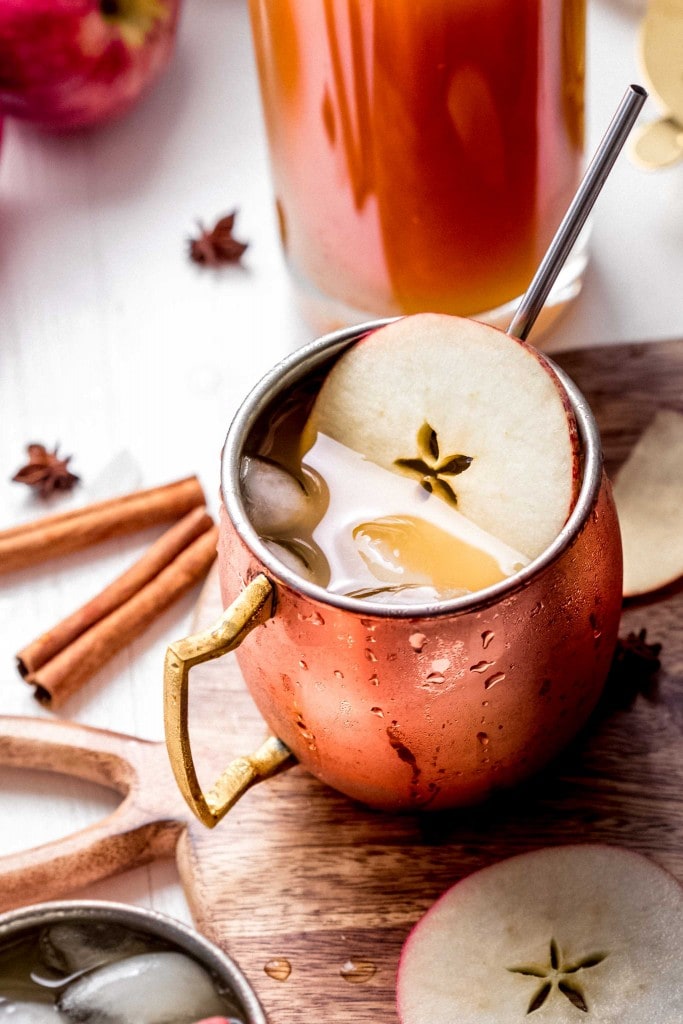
[396,844,683,1024]
[304,314,581,562]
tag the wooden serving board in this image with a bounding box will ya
[174,338,683,1024]
[0,340,680,1024]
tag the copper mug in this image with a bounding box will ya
[164,321,623,828]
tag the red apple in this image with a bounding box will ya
[0,0,180,131]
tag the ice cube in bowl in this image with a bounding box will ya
[0,901,265,1024]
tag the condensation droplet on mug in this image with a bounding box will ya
[477,732,490,747]
[426,672,445,684]
[296,720,316,744]
[589,612,602,640]
[530,601,544,617]
[370,673,380,686]
[360,618,376,630]
[334,670,344,680]
[298,659,308,671]
[371,706,384,718]
[484,672,506,690]
[409,632,427,652]
[264,958,291,982]
[365,649,378,663]
[340,959,376,984]
[432,658,450,674]
[481,630,495,649]
[304,610,325,626]
[482,700,489,707]
[470,660,494,674]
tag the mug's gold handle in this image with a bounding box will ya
[164,574,295,828]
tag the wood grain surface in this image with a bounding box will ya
[175,339,683,1024]
[0,339,680,1024]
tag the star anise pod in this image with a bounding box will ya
[600,627,662,713]
[12,443,80,498]
[189,211,248,266]
[616,628,662,671]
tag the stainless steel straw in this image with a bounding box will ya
[507,84,647,341]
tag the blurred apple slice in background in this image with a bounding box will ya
[305,313,580,560]
[0,0,180,131]
[613,408,683,597]
[397,844,683,1024]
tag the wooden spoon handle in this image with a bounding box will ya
[0,714,155,790]
[0,798,183,912]
[0,716,188,911]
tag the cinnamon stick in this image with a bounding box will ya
[17,506,214,677]
[0,476,205,575]
[23,525,219,708]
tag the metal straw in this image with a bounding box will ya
[507,84,647,341]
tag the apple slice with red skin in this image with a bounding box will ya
[191,1019,238,1024]
[397,844,683,1024]
[305,314,580,561]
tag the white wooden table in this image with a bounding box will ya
[0,0,680,931]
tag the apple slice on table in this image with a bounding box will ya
[397,844,683,1024]
[612,409,683,597]
[305,314,580,560]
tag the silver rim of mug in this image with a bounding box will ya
[221,318,604,620]
[0,899,267,1024]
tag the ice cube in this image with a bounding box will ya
[0,1002,69,1022]
[263,538,320,582]
[241,456,313,535]
[38,922,150,977]
[57,951,230,1024]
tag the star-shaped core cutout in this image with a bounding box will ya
[508,938,608,1014]
[393,422,472,507]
